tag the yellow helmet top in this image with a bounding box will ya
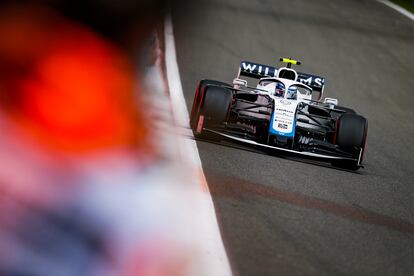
[280,58,301,67]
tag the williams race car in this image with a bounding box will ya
[190,58,368,170]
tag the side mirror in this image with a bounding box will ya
[324,97,338,109]
[233,78,247,89]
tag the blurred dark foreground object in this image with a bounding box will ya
[0,1,195,276]
[0,2,153,152]
[1,0,170,43]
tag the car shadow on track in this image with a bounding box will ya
[194,137,365,174]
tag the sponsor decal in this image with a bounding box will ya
[297,75,324,88]
[299,76,312,86]
[314,77,323,87]
[269,101,298,137]
[240,62,277,77]
[240,60,326,91]
[241,62,257,72]
[278,123,288,129]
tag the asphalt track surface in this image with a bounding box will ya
[172,0,414,275]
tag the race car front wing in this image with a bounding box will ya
[203,128,363,166]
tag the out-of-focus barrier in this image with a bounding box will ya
[0,5,149,153]
[0,2,230,276]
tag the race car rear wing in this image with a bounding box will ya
[237,60,325,93]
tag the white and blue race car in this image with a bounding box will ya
[190,58,368,170]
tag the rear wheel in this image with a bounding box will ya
[332,114,368,170]
[192,85,233,137]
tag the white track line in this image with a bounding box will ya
[377,0,414,21]
[164,15,204,169]
[164,14,233,276]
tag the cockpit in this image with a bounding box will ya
[273,82,299,100]
[257,78,312,101]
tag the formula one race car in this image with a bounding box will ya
[190,58,368,170]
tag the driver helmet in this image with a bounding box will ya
[287,86,298,100]
[274,82,285,97]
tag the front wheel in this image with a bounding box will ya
[191,85,233,137]
[332,114,368,170]
[190,79,231,129]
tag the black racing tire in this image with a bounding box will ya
[202,86,233,126]
[332,114,368,170]
[192,85,233,139]
[190,79,231,129]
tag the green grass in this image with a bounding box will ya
[390,0,414,14]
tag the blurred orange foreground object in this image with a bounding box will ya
[0,4,150,154]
